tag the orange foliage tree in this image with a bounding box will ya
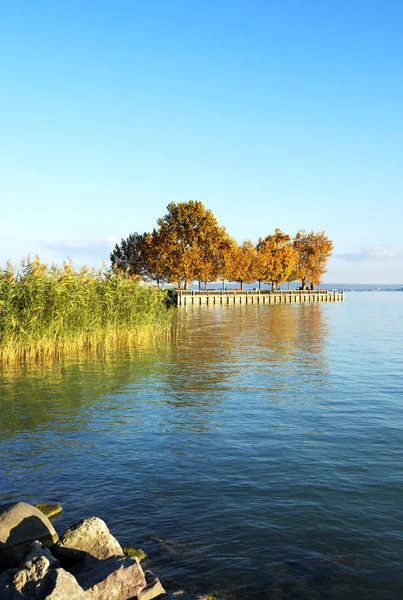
[193,225,230,290]
[293,230,333,288]
[230,240,258,290]
[156,201,225,289]
[111,202,334,291]
[215,235,238,290]
[257,229,298,290]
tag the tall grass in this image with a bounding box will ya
[0,256,175,364]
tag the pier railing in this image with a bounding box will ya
[175,289,344,306]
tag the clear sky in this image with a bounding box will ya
[1,0,402,283]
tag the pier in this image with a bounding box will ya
[176,289,344,306]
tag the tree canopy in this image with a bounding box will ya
[111,201,333,288]
[293,230,333,288]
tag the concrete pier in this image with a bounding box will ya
[176,289,344,306]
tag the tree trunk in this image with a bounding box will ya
[222,278,225,290]
[204,281,207,290]
[241,281,243,290]
[198,281,201,291]
[258,280,261,290]
[287,281,290,290]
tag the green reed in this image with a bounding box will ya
[0,257,175,364]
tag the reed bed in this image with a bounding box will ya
[0,257,175,364]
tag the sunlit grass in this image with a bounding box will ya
[0,256,175,364]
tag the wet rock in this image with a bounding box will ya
[136,569,165,600]
[21,540,59,568]
[123,546,148,562]
[53,517,123,564]
[34,504,63,519]
[74,554,146,600]
[0,502,59,568]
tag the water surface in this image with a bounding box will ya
[1,293,402,599]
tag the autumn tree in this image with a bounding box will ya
[142,230,168,285]
[216,234,238,290]
[230,240,258,290]
[156,200,225,289]
[293,230,333,288]
[257,228,298,290]
[193,225,229,290]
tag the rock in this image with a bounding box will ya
[0,557,89,599]
[12,555,50,596]
[0,502,59,568]
[21,540,59,568]
[43,568,90,599]
[53,517,123,564]
[122,546,148,562]
[137,570,165,600]
[0,555,50,598]
[0,576,22,599]
[74,554,146,600]
[34,504,63,519]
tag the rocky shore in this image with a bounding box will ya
[0,501,213,600]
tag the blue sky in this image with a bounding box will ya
[1,0,402,283]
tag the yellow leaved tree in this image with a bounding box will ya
[257,229,298,290]
[293,230,333,289]
[156,201,225,289]
[230,240,258,290]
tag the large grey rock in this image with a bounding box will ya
[137,570,165,600]
[0,503,58,568]
[0,557,89,600]
[12,555,50,595]
[43,568,90,599]
[0,555,50,598]
[53,517,123,564]
[74,554,146,600]
[0,578,22,599]
[21,540,59,568]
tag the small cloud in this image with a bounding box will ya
[336,246,400,262]
[41,237,120,260]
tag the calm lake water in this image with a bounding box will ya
[1,293,402,599]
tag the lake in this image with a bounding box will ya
[1,293,402,599]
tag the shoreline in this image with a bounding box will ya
[0,500,219,600]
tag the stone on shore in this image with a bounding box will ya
[74,554,146,600]
[11,555,50,596]
[137,569,165,600]
[53,517,123,564]
[122,545,148,562]
[43,568,90,599]
[0,555,90,599]
[21,540,60,568]
[34,504,63,519]
[0,502,59,568]
[0,555,50,597]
